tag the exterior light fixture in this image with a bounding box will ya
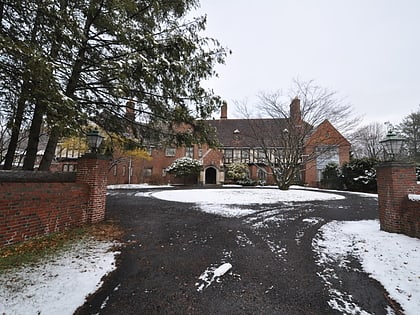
[86,129,104,153]
[380,127,405,161]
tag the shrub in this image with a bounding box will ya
[320,163,343,190]
[166,157,202,177]
[226,162,249,182]
[340,158,378,193]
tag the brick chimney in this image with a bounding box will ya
[125,100,135,121]
[220,101,227,120]
[290,97,301,123]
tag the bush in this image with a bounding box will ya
[226,162,249,182]
[166,157,202,177]
[320,163,343,190]
[340,158,378,193]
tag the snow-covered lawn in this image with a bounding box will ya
[1,185,419,315]
[0,239,118,315]
[313,220,420,314]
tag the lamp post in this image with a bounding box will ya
[379,128,405,161]
[86,129,104,153]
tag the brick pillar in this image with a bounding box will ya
[76,153,109,223]
[376,162,416,234]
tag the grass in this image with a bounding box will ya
[0,222,123,272]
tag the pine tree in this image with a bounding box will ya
[1,0,229,170]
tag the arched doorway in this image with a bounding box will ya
[205,167,217,184]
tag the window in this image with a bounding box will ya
[272,148,283,164]
[162,168,167,177]
[242,149,250,163]
[62,164,75,172]
[224,148,251,163]
[316,146,339,181]
[258,169,267,183]
[165,147,176,157]
[233,149,241,162]
[143,168,153,177]
[113,165,117,176]
[185,147,194,158]
[255,149,266,163]
[122,166,126,176]
[233,129,241,141]
[224,149,233,163]
[56,145,63,158]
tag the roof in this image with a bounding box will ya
[207,118,349,149]
[208,118,296,148]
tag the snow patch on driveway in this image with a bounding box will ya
[196,263,233,292]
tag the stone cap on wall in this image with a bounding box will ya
[0,170,76,183]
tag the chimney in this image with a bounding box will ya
[290,97,301,122]
[125,100,135,121]
[220,101,227,120]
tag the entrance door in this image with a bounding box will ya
[205,167,217,184]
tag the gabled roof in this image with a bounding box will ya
[305,119,351,147]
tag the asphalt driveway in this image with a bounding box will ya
[75,187,397,315]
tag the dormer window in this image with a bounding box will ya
[233,129,240,140]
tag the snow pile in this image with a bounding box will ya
[314,220,420,315]
[195,250,236,292]
[0,239,119,315]
[196,263,233,292]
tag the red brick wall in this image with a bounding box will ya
[0,181,89,246]
[404,198,420,238]
[0,154,108,247]
[377,162,420,238]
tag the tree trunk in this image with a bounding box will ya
[3,92,28,169]
[0,2,4,24]
[3,4,43,169]
[22,101,46,170]
[38,126,60,171]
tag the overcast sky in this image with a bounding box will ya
[193,0,420,127]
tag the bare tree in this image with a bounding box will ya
[350,122,386,159]
[235,79,356,190]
